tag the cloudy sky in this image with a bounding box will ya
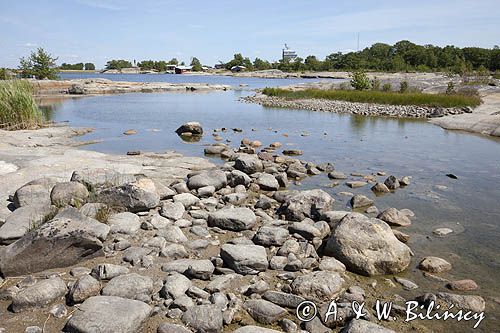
[0,0,499,68]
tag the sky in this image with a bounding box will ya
[0,0,499,68]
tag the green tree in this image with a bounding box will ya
[19,48,59,79]
[84,63,96,70]
[190,57,203,71]
[105,59,132,70]
[350,71,371,90]
[304,55,321,71]
[168,58,179,65]
[253,58,272,70]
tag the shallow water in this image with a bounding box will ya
[44,74,500,331]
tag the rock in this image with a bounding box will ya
[243,299,287,324]
[50,303,67,318]
[321,211,349,225]
[365,206,379,214]
[371,182,390,193]
[173,193,200,209]
[181,305,223,333]
[253,226,289,246]
[80,203,107,219]
[328,171,347,179]
[446,173,458,179]
[13,177,58,208]
[162,273,191,299]
[157,225,188,243]
[11,277,67,312]
[262,291,305,308]
[101,273,153,301]
[161,259,215,280]
[71,169,136,190]
[99,178,160,212]
[384,175,400,190]
[447,279,478,291]
[228,170,252,187]
[122,247,153,265]
[160,201,185,220]
[394,277,419,290]
[187,169,227,190]
[91,263,129,280]
[288,221,322,240]
[256,173,280,191]
[290,271,345,302]
[282,149,303,156]
[341,319,395,333]
[279,189,334,221]
[108,212,141,235]
[433,228,453,236]
[234,154,264,174]
[50,181,89,207]
[64,296,152,333]
[0,207,109,276]
[350,195,373,208]
[0,204,56,244]
[286,163,308,179]
[324,213,411,276]
[220,244,268,275]
[25,327,42,333]
[157,323,191,333]
[346,181,367,188]
[418,256,452,273]
[233,326,283,333]
[318,257,346,273]
[69,274,101,303]
[198,185,216,198]
[377,208,411,227]
[436,293,485,312]
[400,176,411,186]
[123,129,137,135]
[208,207,256,231]
[161,244,188,259]
[392,229,410,243]
[175,122,203,136]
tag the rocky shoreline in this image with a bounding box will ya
[0,124,488,332]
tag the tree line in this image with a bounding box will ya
[60,62,95,70]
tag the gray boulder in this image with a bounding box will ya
[187,169,227,190]
[175,122,203,136]
[220,244,268,275]
[69,275,101,303]
[71,169,136,191]
[161,273,191,299]
[262,290,305,308]
[13,177,59,208]
[157,323,191,333]
[341,319,395,333]
[233,326,283,333]
[181,304,223,333]
[161,259,214,280]
[160,201,185,220]
[173,193,199,209]
[0,204,56,244]
[280,189,334,221]
[324,213,411,276]
[253,226,289,246]
[228,170,252,187]
[350,195,373,208]
[11,277,67,312]
[108,212,141,235]
[243,299,287,324]
[0,207,109,276]
[291,271,345,302]
[208,207,256,231]
[64,296,152,333]
[91,263,129,280]
[377,208,411,227]
[234,154,264,174]
[384,175,400,190]
[50,181,89,207]
[99,178,160,212]
[101,273,154,301]
[156,225,188,243]
[436,293,485,312]
[256,173,279,191]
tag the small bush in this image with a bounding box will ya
[399,81,409,93]
[350,71,371,90]
[371,77,381,91]
[339,82,351,90]
[0,80,43,130]
[382,83,392,92]
[446,81,455,94]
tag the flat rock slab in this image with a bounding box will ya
[0,204,56,244]
[12,277,67,312]
[208,207,256,231]
[161,259,214,280]
[181,304,223,333]
[101,273,154,301]
[108,212,141,235]
[243,299,287,324]
[220,244,268,275]
[64,296,152,333]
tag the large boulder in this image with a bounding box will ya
[341,319,395,333]
[253,226,289,246]
[291,271,345,302]
[377,208,411,227]
[279,189,334,221]
[101,273,154,301]
[99,177,160,212]
[208,207,256,231]
[64,296,152,333]
[181,304,223,333]
[220,244,268,275]
[160,201,185,221]
[175,122,203,136]
[243,299,287,324]
[0,207,110,277]
[234,154,264,174]
[108,212,141,235]
[256,173,279,191]
[11,276,67,312]
[187,169,227,190]
[233,327,283,333]
[13,177,59,208]
[161,259,214,280]
[323,213,411,276]
[69,274,101,303]
[50,181,89,207]
[71,169,136,191]
[0,204,56,244]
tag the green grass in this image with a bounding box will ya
[0,80,44,130]
[262,87,481,108]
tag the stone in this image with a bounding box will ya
[384,175,400,190]
[418,257,452,273]
[162,273,192,299]
[99,177,160,212]
[156,225,188,243]
[205,274,239,293]
[50,303,67,318]
[400,176,411,186]
[371,182,390,193]
[0,207,109,276]
[324,213,411,276]
[289,222,321,240]
[181,305,223,333]
[279,189,334,221]
[346,181,367,188]
[71,169,136,190]
[256,173,279,191]
[108,212,141,235]
[243,299,287,324]
[157,323,191,333]
[392,229,410,243]
[69,274,101,303]
[232,327,285,333]
[341,319,395,333]
[394,277,419,290]
[436,293,485,312]
[328,171,347,179]
[50,181,89,207]
[204,145,226,155]
[220,244,268,275]
[161,244,188,259]
[175,122,203,136]
[25,327,42,333]
[64,296,152,333]
[122,247,153,265]
[80,203,107,219]
[208,207,256,231]
[161,259,215,280]
[377,208,411,227]
[13,177,58,208]
[253,226,289,246]
[173,193,200,209]
[228,170,252,187]
[91,263,129,280]
[319,257,346,273]
[160,201,185,220]
[321,210,349,225]
[261,291,305,309]
[290,271,345,302]
[0,204,56,244]
[446,279,478,291]
[11,277,67,312]
[433,228,453,236]
[282,149,303,156]
[101,273,154,301]
[198,185,216,198]
[187,169,227,190]
[234,154,264,174]
[350,195,373,208]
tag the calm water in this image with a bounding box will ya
[45,74,500,331]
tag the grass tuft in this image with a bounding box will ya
[0,80,44,130]
[262,87,481,108]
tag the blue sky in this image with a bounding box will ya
[1,0,499,68]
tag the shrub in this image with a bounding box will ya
[0,68,12,80]
[0,80,43,130]
[382,83,392,92]
[446,81,455,94]
[371,77,381,90]
[399,81,409,93]
[350,71,371,90]
[19,48,59,80]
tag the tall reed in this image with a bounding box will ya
[0,80,43,130]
